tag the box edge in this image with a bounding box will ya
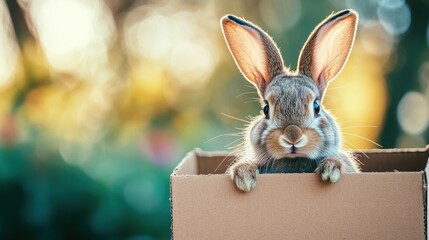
[170,148,199,240]
[423,146,429,239]
[190,146,429,157]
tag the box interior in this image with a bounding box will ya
[173,148,429,175]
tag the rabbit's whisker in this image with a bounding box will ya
[342,140,369,159]
[325,86,347,91]
[215,148,241,173]
[343,132,383,148]
[203,133,241,144]
[236,92,257,98]
[245,98,261,104]
[221,113,250,123]
[226,141,245,150]
[241,84,256,89]
[341,125,378,129]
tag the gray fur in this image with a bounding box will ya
[222,10,360,192]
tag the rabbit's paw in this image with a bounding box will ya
[316,158,342,183]
[231,162,257,192]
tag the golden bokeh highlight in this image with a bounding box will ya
[323,40,388,149]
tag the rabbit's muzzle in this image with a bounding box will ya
[279,125,309,154]
[283,125,305,144]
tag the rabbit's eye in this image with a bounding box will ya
[263,104,269,119]
[313,100,320,115]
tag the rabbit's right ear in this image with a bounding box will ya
[221,15,285,96]
[298,10,358,96]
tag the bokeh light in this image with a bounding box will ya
[29,0,115,80]
[124,3,220,89]
[377,0,411,36]
[397,91,429,135]
[0,1,20,89]
[323,41,388,149]
[259,0,301,32]
[360,21,393,57]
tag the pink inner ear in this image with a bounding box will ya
[225,22,270,87]
[221,14,287,95]
[311,15,356,87]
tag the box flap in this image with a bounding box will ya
[356,147,429,172]
[171,149,199,176]
[172,149,235,175]
[177,147,429,175]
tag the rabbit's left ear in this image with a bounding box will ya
[221,15,285,97]
[298,10,358,95]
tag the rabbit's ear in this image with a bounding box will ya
[298,10,357,95]
[221,15,284,96]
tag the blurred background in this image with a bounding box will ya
[0,0,427,239]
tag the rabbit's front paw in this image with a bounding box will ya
[230,162,257,192]
[316,158,342,183]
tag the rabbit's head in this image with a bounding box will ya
[221,10,358,163]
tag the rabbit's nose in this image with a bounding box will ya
[283,125,304,144]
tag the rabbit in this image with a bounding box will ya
[220,9,361,192]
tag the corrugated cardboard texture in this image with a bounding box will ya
[171,147,429,239]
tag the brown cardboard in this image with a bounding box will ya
[171,147,429,239]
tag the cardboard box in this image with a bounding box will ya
[170,146,429,239]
